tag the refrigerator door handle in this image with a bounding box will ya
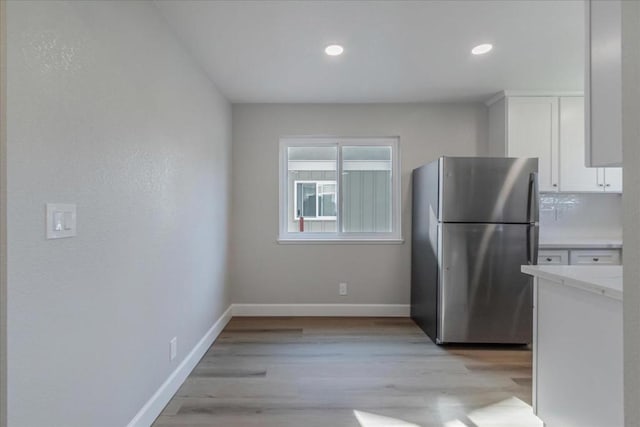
[527,172,539,223]
[527,225,539,265]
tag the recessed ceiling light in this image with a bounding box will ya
[325,44,344,56]
[471,43,493,55]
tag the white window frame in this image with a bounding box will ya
[293,180,337,221]
[279,137,402,243]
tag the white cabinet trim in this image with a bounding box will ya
[485,90,584,107]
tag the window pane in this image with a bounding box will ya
[341,146,392,233]
[288,146,337,162]
[318,183,336,217]
[300,183,316,218]
[287,146,337,233]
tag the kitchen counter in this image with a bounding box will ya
[539,237,622,249]
[523,264,623,426]
[521,265,622,300]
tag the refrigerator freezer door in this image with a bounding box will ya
[438,223,536,344]
[440,157,539,224]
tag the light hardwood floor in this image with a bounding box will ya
[153,317,540,427]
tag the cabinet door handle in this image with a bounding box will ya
[593,257,600,262]
[546,257,552,262]
[598,184,604,187]
[552,183,558,187]
[606,184,611,187]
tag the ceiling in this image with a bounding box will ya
[155,0,584,104]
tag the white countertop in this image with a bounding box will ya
[522,265,623,301]
[539,237,623,249]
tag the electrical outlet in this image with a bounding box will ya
[170,337,177,361]
[339,282,348,296]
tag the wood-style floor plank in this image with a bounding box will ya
[153,317,540,427]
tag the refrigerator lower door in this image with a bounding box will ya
[438,223,536,344]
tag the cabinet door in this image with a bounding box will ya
[559,97,601,192]
[507,97,559,192]
[586,0,622,167]
[569,249,621,265]
[538,250,569,265]
[604,168,623,192]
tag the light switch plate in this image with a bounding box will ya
[46,203,76,239]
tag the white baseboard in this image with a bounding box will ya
[231,303,410,317]
[126,305,233,427]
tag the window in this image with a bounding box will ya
[279,137,401,242]
[294,181,337,220]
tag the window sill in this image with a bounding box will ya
[277,238,405,245]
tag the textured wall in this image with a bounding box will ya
[6,1,231,426]
[622,1,640,425]
[230,103,487,305]
[0,1,6,425]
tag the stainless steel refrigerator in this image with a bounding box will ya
[411,156,539,344]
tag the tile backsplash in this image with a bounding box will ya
[539,193,622,241]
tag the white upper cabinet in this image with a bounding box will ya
[488,96,559,192]
[604,167,623,192]
[507,97,559,192]
[560,97,600,191]
[585,0,623,167]
[488,92,622,193]
[558,96,621,192]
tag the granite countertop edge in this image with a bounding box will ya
[521,265,623,301]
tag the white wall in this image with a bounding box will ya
[622,1,640,425]
[539,193,622,241]
[6,1,231,426]
[230,103,487,305]
[0,1,6,426]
